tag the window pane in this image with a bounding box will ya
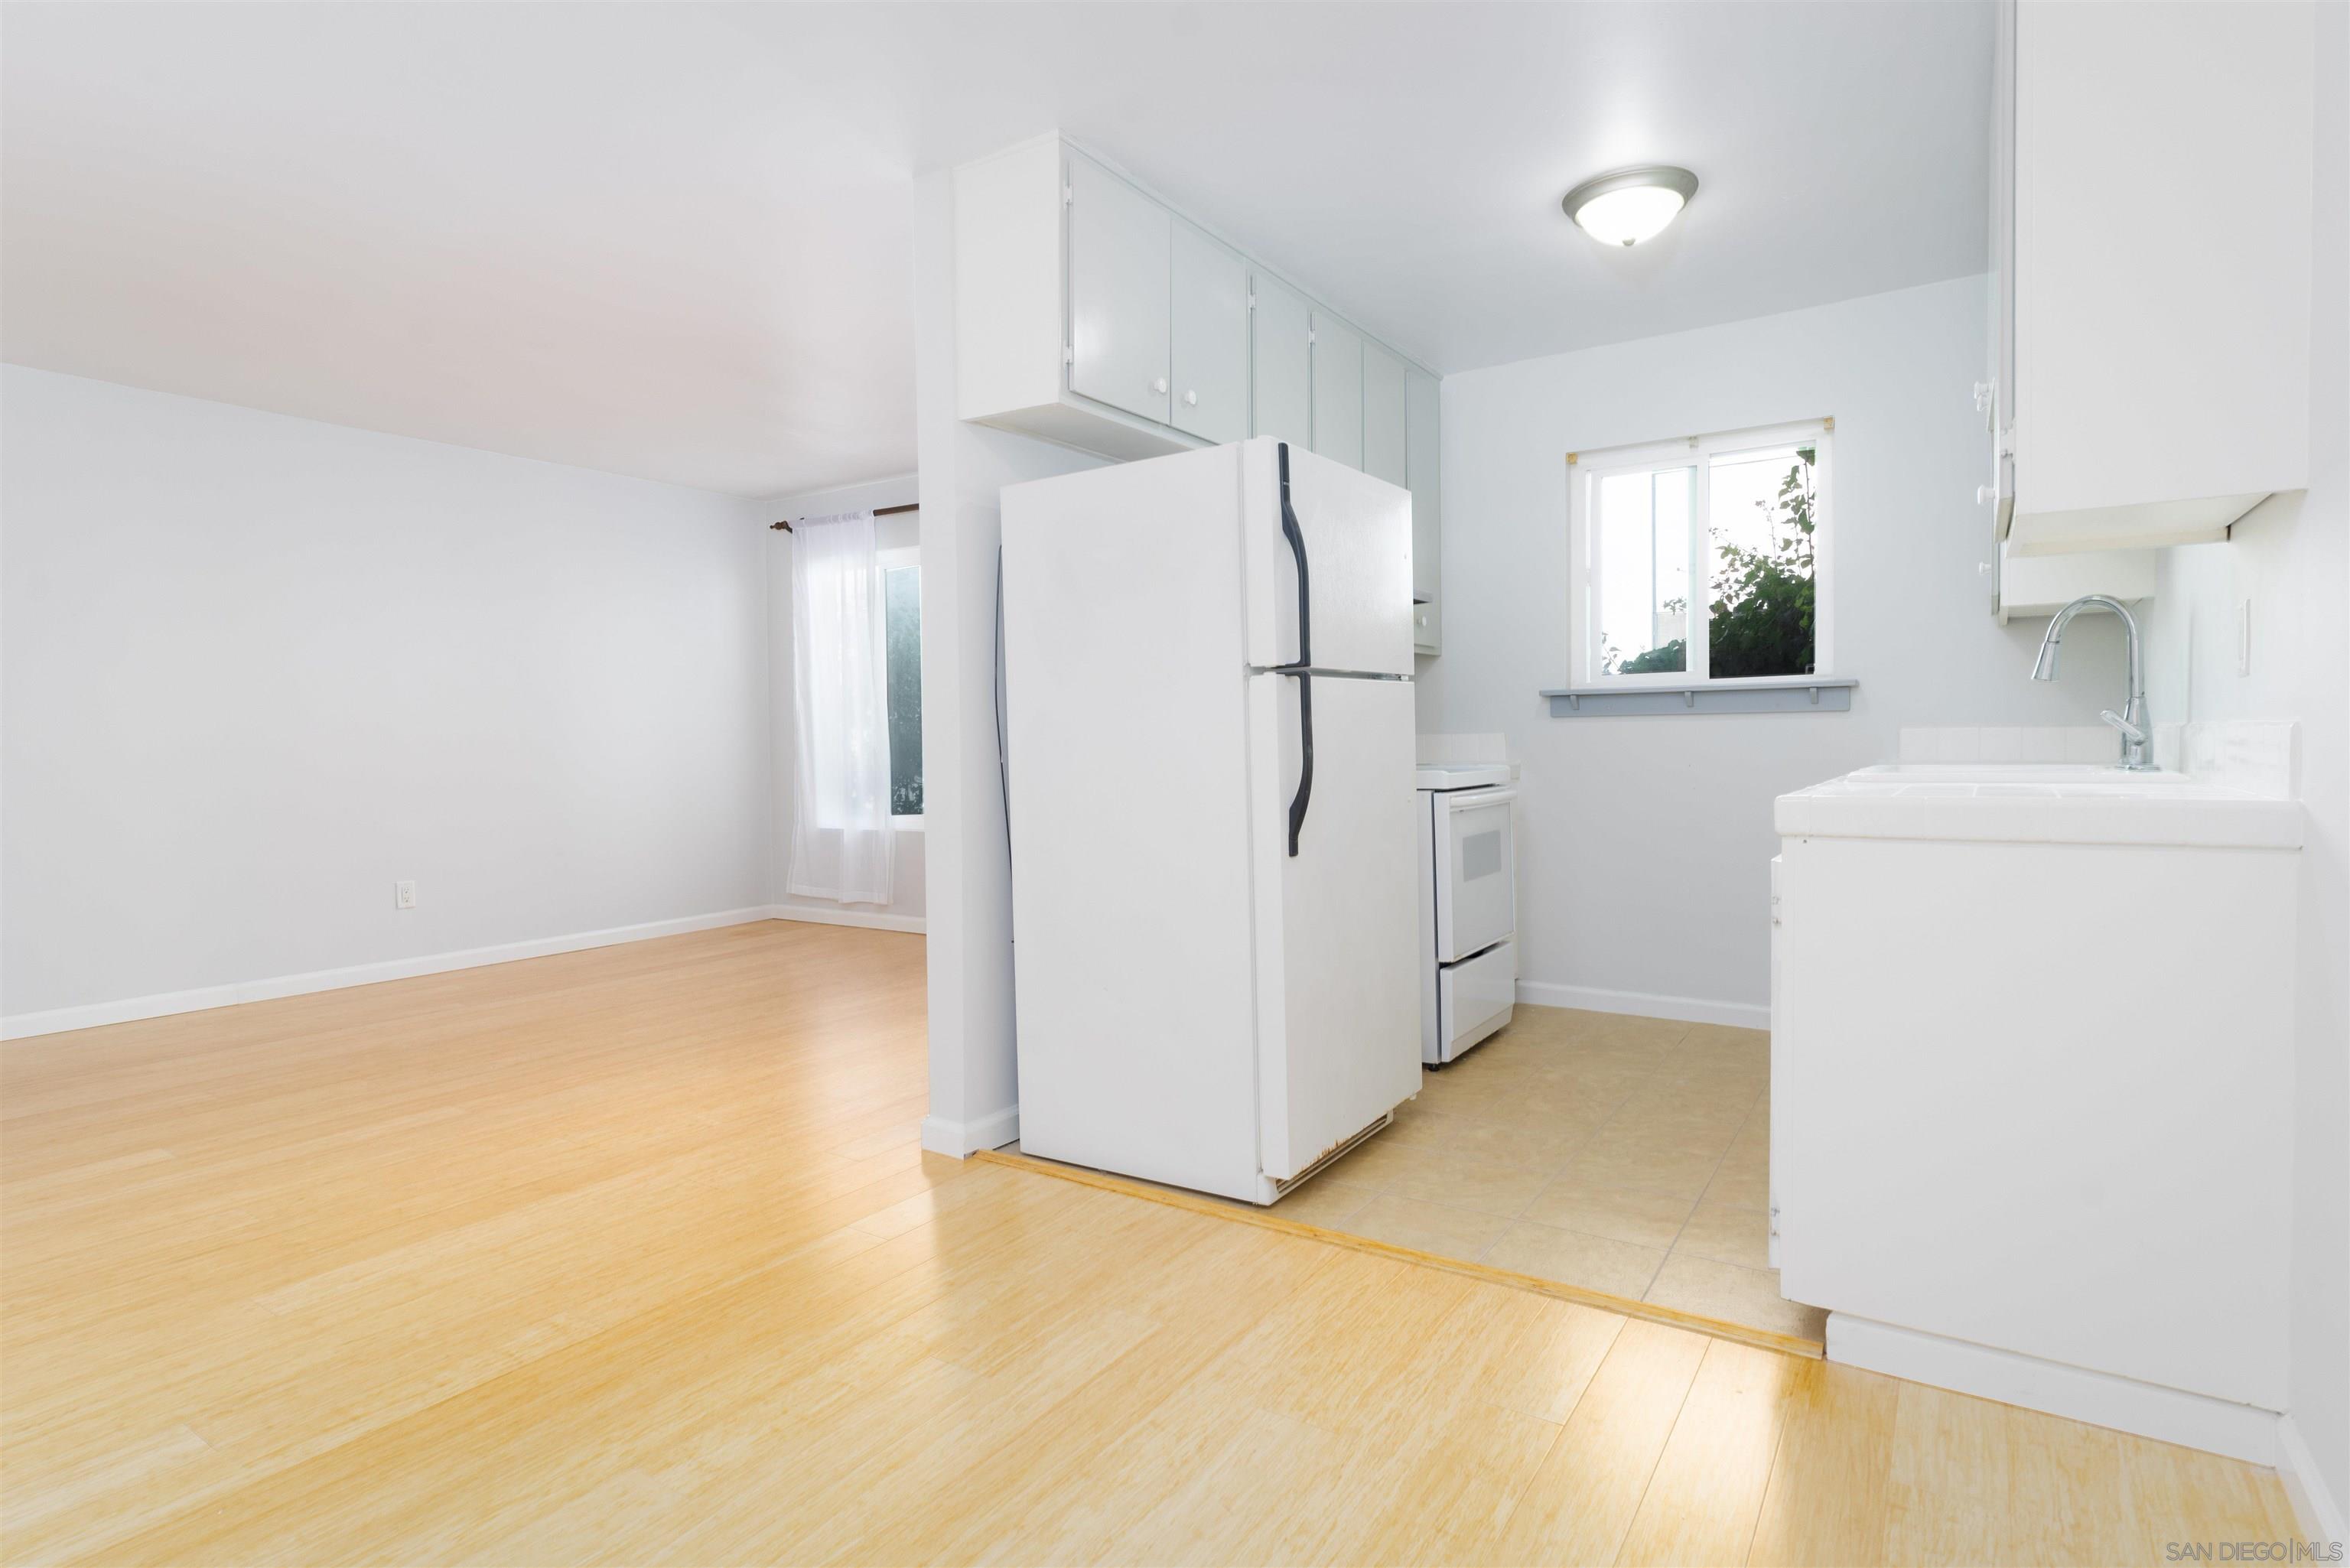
[884,566,923,815]
[1597,466,1691,675]
[1707,445,1818,678]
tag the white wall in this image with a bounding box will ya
[2,366,773,1026]
[2143,10,2348,1531]
[1420,275,2121,1019]
[763,473,927,929]
[910,168,1107,1156]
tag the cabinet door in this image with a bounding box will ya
[1407,367,1441,649]
[1066,152,1171,424]
[1362,343,1408,487]
[1310,311,1364,470]
[2013,0,2310,526]
[1250,271,1312,447]
[1170,223,1248,444]
[1989,0,2016,556]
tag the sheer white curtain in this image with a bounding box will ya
[786,511,896,905]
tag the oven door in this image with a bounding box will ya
[1434,788,1516,964]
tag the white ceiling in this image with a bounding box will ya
[2,2,1990,498]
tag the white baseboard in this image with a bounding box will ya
[921,1104,1019,1159]
[768,903,926,935]
[2279,1413,2348,1547]
[1517,979,1769,1031]
[1827,1313,2282,1466]
[2,906,780,1041]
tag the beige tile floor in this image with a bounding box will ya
[1282,1004,1827,1342]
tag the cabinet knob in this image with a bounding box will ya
[1976,484,1997,506]
[1152,376,1169,395]
[1183,389,1198,407]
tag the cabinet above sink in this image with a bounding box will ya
[953,135,1444,653]
[1986,0,2314,562]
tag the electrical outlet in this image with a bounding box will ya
[395,880,417,910]
[2238,598,2253,677]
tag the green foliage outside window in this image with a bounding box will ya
[1613,447,1816,678]
[884,567,923,816]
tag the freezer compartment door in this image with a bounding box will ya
[1247,671,1421,1180]
[1439,940,1516,1063]
[1241,437,1414,678]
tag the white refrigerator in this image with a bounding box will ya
[1001,437,1421,1205]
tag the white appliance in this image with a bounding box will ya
[1000,438,1422,1205]
[1414,763,1518,1064]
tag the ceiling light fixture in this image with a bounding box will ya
[1562,165,1700,247]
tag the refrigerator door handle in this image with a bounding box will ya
[1277,441,1310,669]
[1285,672,1313,857]
[1275,444,1314,857]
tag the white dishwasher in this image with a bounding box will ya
[1414,763,1518,1064]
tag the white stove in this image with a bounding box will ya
[1414,760,1518,1064]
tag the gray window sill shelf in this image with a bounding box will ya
[1541,677,1857,717]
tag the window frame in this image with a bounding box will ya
[1567,418,1835,689]
[878,546,924,826]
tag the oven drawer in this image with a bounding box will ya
[1435,788,1516,963]
[1440,939,1516,1061]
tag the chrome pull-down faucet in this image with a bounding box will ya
[2031,594,2155,770]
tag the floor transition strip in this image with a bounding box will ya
[974,1147,1827,1360]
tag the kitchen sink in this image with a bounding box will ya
[1776,760,2300,846]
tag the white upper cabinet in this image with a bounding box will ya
[1067,152,1173,425]
[1407,368,1441,653]
[1250,271,1313,449]
[1362,343,1408,489]
[1170,223,1248,445]
[955,138,1182,461]
[1987,0,2016,559]
[1311,311,1364,470]
[1995,0,2313,556]
[952,134,1440,649]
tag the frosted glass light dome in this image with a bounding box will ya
[1563,166,1700,247]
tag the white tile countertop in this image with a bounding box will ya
[1774,763,2304,849]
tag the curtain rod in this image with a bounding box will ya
[770,502,919,533]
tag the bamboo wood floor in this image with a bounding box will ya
[0,921,2301,1565]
